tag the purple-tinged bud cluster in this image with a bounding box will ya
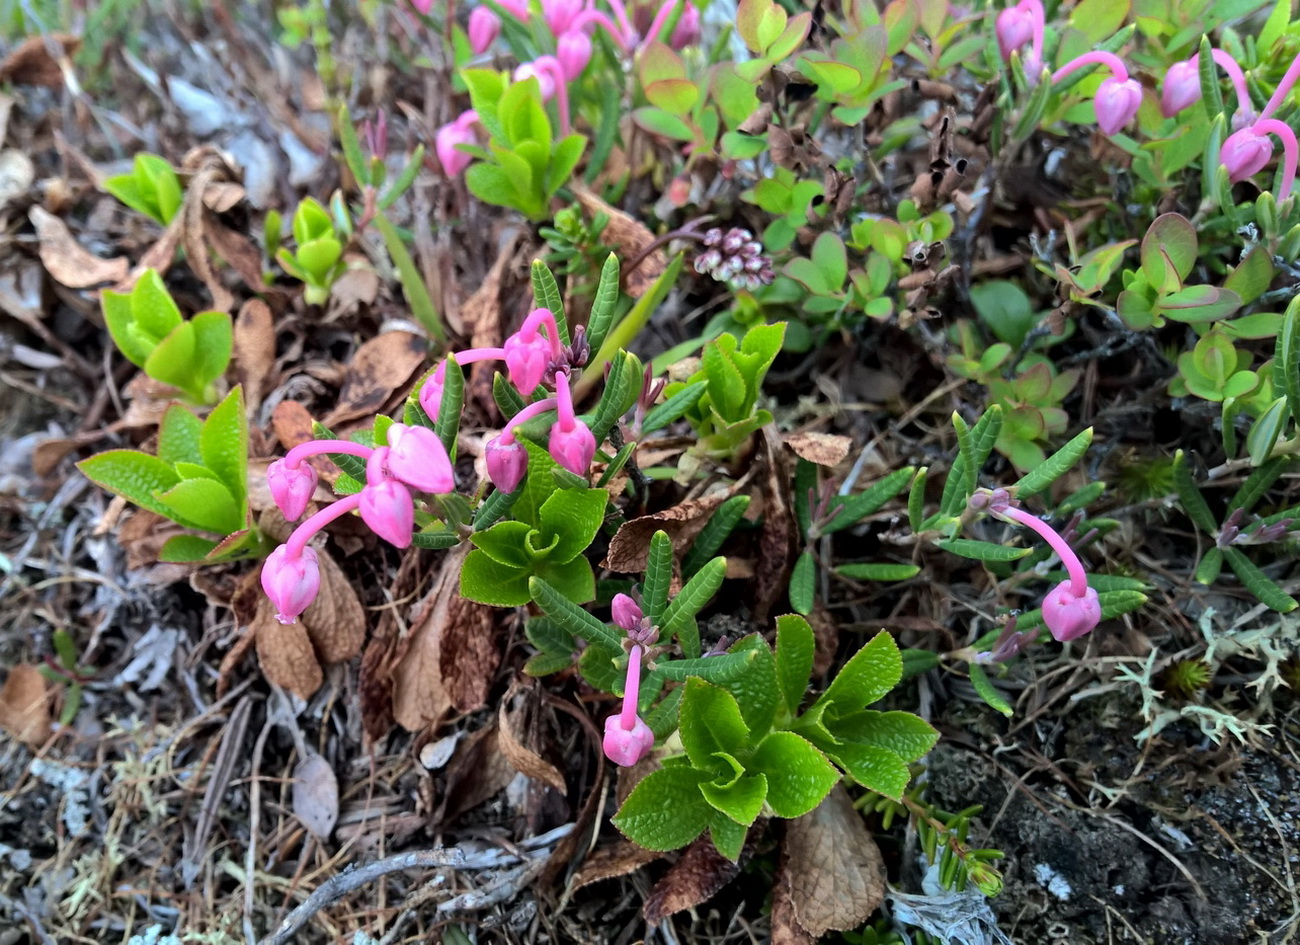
[694,227,775,291]
[1219,508,1296,548]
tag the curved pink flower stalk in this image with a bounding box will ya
[644,0,685,47]
[264,491,365,622]
[1260,53,1300,122]
[519,55,572,134]
[602,644,655,766]
[568,7,632,49]
[549,370,597,475]
[504,308,563,395]
[1052,51,1142,136]
[1162,50,1252,124]
[1221,118,1299,202]
[993,503,1101,643]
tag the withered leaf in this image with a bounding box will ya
[753,427,796,622]
[301,549,365,664]
[785,431,852,467]
[29,206,129,289]
[603,491,734,573]
[569,840,663,893]
[271,400,317,451]
[441,723,517,821]
[292,750,340,840]
[644,835,742,923]
[253,595,323,699]
[323,330,427,427]
[0,663,51,746]
[779,784,886,937]
[0,34,79,88]
[498,697,566,795]
[233,299,276,416]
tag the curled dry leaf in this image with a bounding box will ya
[0,149,34,206]
[233,299,276,417]
[440,722,517,821]
[498,697,567,795]
[29,206,129,289]
[753,427,797,622]
[776,784,886,939]
[301,549,365,664]
[253,594,323,699]
[322,330,427,428]
[571,183,665,298]
[0,34,79,88]
[603,490,734,573]
[569,840,663,893]
[645,835,742,923]
[271,400,317,452]
[292,750,340,840]
[0,663,51,746]
[784,431,852,468]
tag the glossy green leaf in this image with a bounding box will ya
[833,710,939,762]
[817,630,901,714]
[158,405,203,467]
[1172,450,1217,533]
[660,555,725,658]
[822,467,914,533]
[470,520,535,568]
[1013,427,1093,497]
[78,450,182,522]
[537,487,608,563]
[968,663,1014,716]
[642,380,707,434]
[680,678,750,769]
[460,550,532,605]
[776,615,815,717]
[534,555,596,603]
[585,253,622,353]
[143,321,197,393]
[936,538,1033,562]
[748,731,838,818]
[158,535,220,563]
[789,551,816,615]
[643,530,674,624]
[154,477,241,534]
[719,634,779,736]
[200,386,247,506]
[682,495,750,579]
[1223,547,1298,612]
[701,772,767,826]
[835,562,921,581]
[829,741,911,799]
[613,766,712,850]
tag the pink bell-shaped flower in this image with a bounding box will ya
[1161,59,1200,117]
[514,60,557,100]
[670,2,700,49]
[359,479,415,548]
[602,644,655,767]
[387,423,455,494]
[611,593,644,633]
[1221,127,1275,183]
[549,418,596,476]
[435,111,479,177]
[1041,580,1102,642]
[261,545,321,624]
[267,459,318,521]
[503,331,552,396]
[1093,76,1143,136]
[996,3,1035,62]
[542,0,583,34]
[419,361,448,420]
[468,6,501,53]
[485,435,528,492]
[557,30,592,80]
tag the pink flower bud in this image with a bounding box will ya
[549,418,596,476]
[513,61,557,100]
[557,30,592,80]
[1161,59,1200,117]
[1094,77,1143,136]
[261,545,321,624]
[611,593,644,632]
[468,6,501,53]
[267,459,318,521]
[409,0,433,14]
[1221,127,1274,183]
[542,0,583,34]
[420,361,448,420]
[485,435,528,492]
[503,330,552,396]
[1041,580,1101,642]
[603,712,655,766]
[996,3,1034,62]
[670,2,700,49]
[435,111,479,177]
[386,423,455,494]
[359,479,415,548]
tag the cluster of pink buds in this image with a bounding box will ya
[693,227,776,290]
[968,488,1101,643]
[1199,52,1299,203]
[602,593,659,766]
[261,424,455,623]
[994,1,1141,137]
[420,307,597,493]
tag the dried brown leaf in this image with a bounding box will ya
[204,218,266,292]
[292,750,340,840]
[779,785,886,937]
[181,156,234,312]
[323,330,427,427]
[301,550,365,664]
[391,548,460,732]
[0,663,51,746]
[29,206,128,289]
[785,431,852,467]
[253,595,323,699]
[808,603,839,678]
[754,427,796,622]
[0,34,79,88]
[569,840,662,892]
[0,149,34,206]
[603,491,733,572]
[571,184,665,298]
[498,698,567,794]
[441,723,516,821]
[233,299,276,416]
[644,835,742,923]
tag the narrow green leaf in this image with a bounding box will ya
[378,145,426,211]
[835,563,921,581]
[336,103,370,186]
[789,551,816,615]
[373,210,444,341]
[775,614,815,718]
[1197,34,1225,123]
[953,412,976,496]
[410,528,462,549]
[1013,427,1093,496]
[435,357,465,455]
[908,466,927,533]
[642,380,707,434]
[1172,450,1218,533]
[936,538,1033,562]
[1223,547,1298,612]
[660,556,726,658]
[682,495,751,579]
[585,253,622,353]
[968,664,1014,717]
[655,650,756,683]
[643,530,674,625]
[589,350,635,443]
[822,467,914,533]
[1277,295,1300,429]
[1195,545,1225,584]
[528,576,625,649]
[530,259,570,345]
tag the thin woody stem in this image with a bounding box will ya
[998,505,1089,597]
[619,644,644,730]
[621,218,715,286]
[285,492,362,558]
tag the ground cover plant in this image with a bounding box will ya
[4,0,1300,941]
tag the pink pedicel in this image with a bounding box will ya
[261,544,321,625]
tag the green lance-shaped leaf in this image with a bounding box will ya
[642,380,707,434]
[1276,294,1300,429]
[953,412,977,496]
[654,650,757,684]
[492,370,528,420]
[1246,400,1289,467]
[435,357,465,455]
[528,576,625,649]
[1223,547,1299,612]
[936,538,1033,562]
[373,210,444,341]
[200,386,248,508]
[683,495,751,579]
[590,350,641,444]
[836,563,921,581]
[1195,545,1225,585]
[660,555,726,658]
[585,253,622,353]
[144,321,198,395]
[1013,427,1093,497]
[530,259,571,345]
[78,450,182,523]
[1197,34,1225,123]
[158,405,203,467]
[410,528,462,550]
[822,466,915,533]
[789,551,816,615]
[908,466,927,533]
[189,311,233,397]
[968,663,1014,717]
[643,530,674,625]
[378,145,426,211]
[1172,450,1217,534]
[153,477,243,534]
[775,614,815,718]
[814,630,902,716]
[336,103,370,186]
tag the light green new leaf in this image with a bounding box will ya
[461,550,532,606]
[77,450,181,523]
[537,487,608,562]
[200,386,248,506]
[701,773,768,827]
[158,405,203,467]
[470,521,536,568]
[154,477,242,534]
[834,710,939,762]
[613,766,712,851]
[188,311,233,393]
[789,551,816,615]
[968,663,1014,716]
[749,731,838,818]
[585,253,622,352]
[775,614,815,718]
[817,631,902,715]
[680,678,750,769]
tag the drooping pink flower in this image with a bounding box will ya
[485,435,528,492]
[387,423,455,494]
[1041,580,1102,642]
[359,447,415,548]
[267,458,319,521]
[435,110,480,177]
[557,30,593,80]
[1221,126,1275,183]
[542,0,584,34]
[261,544,321,624]
[549,419,597,475]
[602,644,656,766]
[1093,76,1143,136]
[995,1,1035,63]
[469,6,501,53]
[419,361,447,420]
[1161,59,1200,118]
[611,593,644,633]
